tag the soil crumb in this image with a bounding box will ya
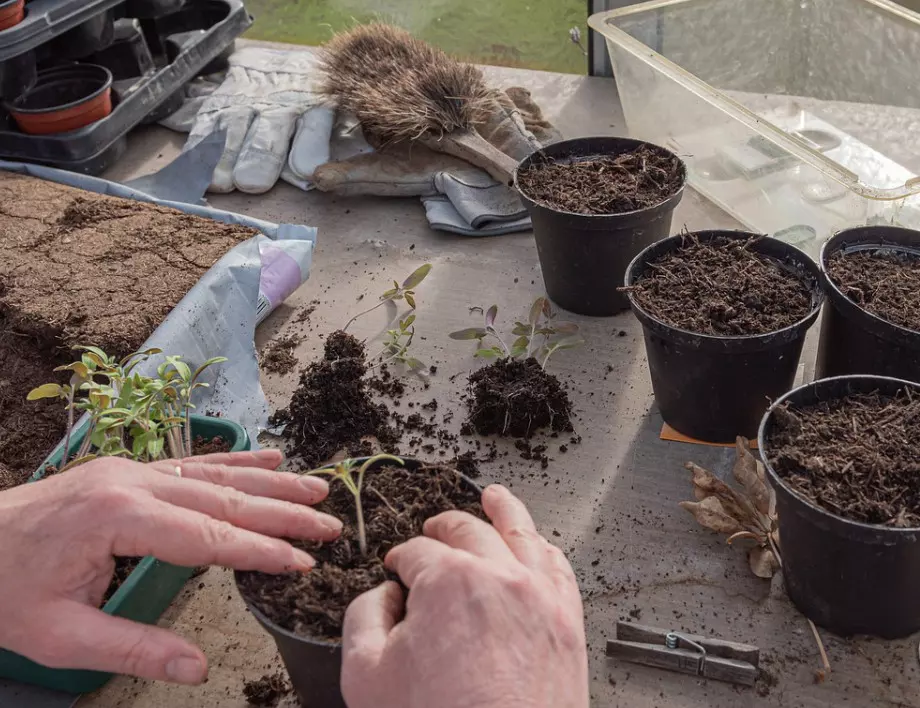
[272,331,399,469]
[516,144,683,215]
[827,248,920,332]
[766,389,920,527]
[237,464,482,641]
[194,436,231,456]
[465,358,573,438]
[629,233,814,336]
[0,172,256,356]
[243,671,291,706]
[261,334,302,375]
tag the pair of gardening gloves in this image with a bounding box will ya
[162,46,561,235]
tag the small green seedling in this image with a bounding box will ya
[308,453,404,555]
[342,264,432,333]
[449,297,584,370]
[28,345,227,470]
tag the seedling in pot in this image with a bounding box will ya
[449,297,583,369]
[307,453,404,556]
[27,345,227,470]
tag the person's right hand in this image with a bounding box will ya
[341,484,588,708]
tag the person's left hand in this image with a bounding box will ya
[0,450,338,685]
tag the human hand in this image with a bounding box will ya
[0,450,340,685]
[342,484,588,708]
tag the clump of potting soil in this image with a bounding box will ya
[271,331,399,469]
[767,389,920,527]
[516,144,683,215]
[261,334,302,375]
[628,234,814,336]
[237,462,482,640]
[826,249,920,332]
[243,671,292,707]
[450,298,579,439]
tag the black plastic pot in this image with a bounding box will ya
[46,8,115,59]
[816,225,920,383]
[758,375,920,638]
[91,18,155,81]
[514,136,686,317]
[125,0,187,19]
[625,230,823,443]
[235,458,482,708]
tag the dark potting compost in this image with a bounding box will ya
[193,436,232,456]
[271,331,400,469]
[826,249,920,332]
[766,390,920,527]
[464,358,573,438]
[237,463,482,640]
[242,670,292,707]
[515,144,683,216]
[0,172,256,488]
[628,234,813,336]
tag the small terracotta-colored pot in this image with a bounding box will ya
[7,64,113,135]
[0,0,25,32]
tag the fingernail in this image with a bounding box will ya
[293,549,315,571]
[318,514,343,535]
[166,655,206,684]
[299,476,328,492]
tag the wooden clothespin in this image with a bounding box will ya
[606,621,760,686]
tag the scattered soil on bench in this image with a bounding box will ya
[628,234,814,336]
[463,357,573,438]
[261,334,303,375]
[516,144,683,215]
[766,389,920,527]
[194,436,232,456]
[0,171,256,355]
[237,464,482,640]
[826,248,920,332]
[243,671,292,707]
[271,331,400,469]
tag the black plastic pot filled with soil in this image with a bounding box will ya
[514,136,686,317]
[816,225,920,383]
[758,375,920,638]
[235,457,482,708]
[625,230,823,443]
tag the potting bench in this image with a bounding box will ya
[6,42,916,708]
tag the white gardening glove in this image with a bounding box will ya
[183,46,333,194]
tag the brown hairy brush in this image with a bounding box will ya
[319,24,494,145]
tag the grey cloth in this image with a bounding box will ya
[422,170,531,235]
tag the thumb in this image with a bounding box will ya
[342,581,403,675]
[27,602,208,684]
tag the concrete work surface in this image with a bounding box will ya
[6,61,917,708]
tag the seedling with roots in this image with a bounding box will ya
[28,346,227,470]
[369,314,423,371]
[449,297,584,369]
[308,453,404,556]
[342,264,431,333]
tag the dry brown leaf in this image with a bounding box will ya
[748,546,780,578]
[732,437,772,516]
[679,497,744,535]
[685,462,755,523]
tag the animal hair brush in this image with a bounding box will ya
[319,24,520,183]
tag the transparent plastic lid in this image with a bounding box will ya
[592,0,920,199]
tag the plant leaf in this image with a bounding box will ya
[511,322,531,336]
[554,321,580,335]
[402,264,432,290]
[405,358,423,370]
[528,298,546,326]
[732,437,772,516]
[551,335,584,350]
[679,497,744,535]
[401,314,416,330]
[485,305,498,328]
[27,383,63,401]
[748,546,780,579]
[449,327,487,340]
[380,288,398,300]
[404,293,416,309]
[474,348,500,359]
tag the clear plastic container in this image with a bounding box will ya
[589,0,920,254]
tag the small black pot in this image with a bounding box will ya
[235,458,482,708]
[625,231,823,443]
[514,136,686,317]
[91,19,155,81]
[816,225,920,383]
[46,8,115,59]
[758,375,920,638]
[125,0,187,19]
